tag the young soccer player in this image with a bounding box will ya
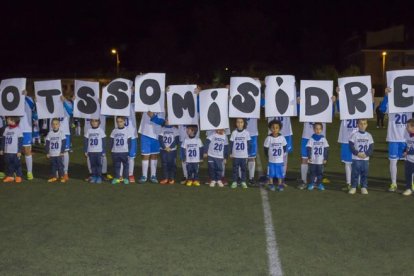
[0,116,6,179]
[348,119,374,195]
[268,116,293,178]
[229,118,251,189]
[20,94,36,180]
[181,125,203,187]
[84,115,112,181]
[84,119,106,184]
[298,122,326,189]
[110,116,132,185]
[0,117,23,183]
[306,123,329,191]
[205,129,229,188]
[380,90,412,192]
[158,122,179,184]
[402,119,414,196]
[45,118,67,183]
[264,119,287,192]
[138,111,165,183]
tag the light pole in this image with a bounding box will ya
[111,48,120,76]
[382,51,387,81]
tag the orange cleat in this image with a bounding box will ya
[48,177,58,183]
[15,177,22,183]
[63,174,69,181]
[3,176,14,183]
[168,179,175,185]
[159,179,169,185]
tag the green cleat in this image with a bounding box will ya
[112,178,120,185]
[230,182,238,189]
[27,172,34,180]
[388,183,398,192]
[0,172,5,179]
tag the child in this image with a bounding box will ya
[229,118,251,189]
[158,122,179,184]
[45,118,67,183]
[402,119,414,196]
[379,90,412,192]
[110,116,133,185]
[306,123,329,191]
[181,125,203,187]
[0,116,6,179]
[206,128,230,185]
[348,119,374,195]
[268,116,293,178]
[205,129,229,188]
[84,119,106,184]
[0,117,23,183]
[20,94,36,180]
[264,120,287,192]
[138,111,165,183]
[298,122,326,189]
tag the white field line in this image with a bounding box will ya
[256,152,283,276]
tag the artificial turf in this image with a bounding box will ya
[0,116,413,275]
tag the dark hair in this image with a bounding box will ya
[407,119,414,127]
[313,122,323,129]
[235,118,247,129]
[51,118,60,124]
[7,116,20,124]
[186,125,199,135]
[268,119,283,130]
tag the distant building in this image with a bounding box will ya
[341,25,414,96]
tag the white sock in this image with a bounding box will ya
[150,159,158,177]
[283,154,288,176]
[142,160,149,178]
[129,157,135,176]
[301,163,308,183]
[63,152,69,174]
[25,155,33,173]
[248,160,255,179]
[87,157,92,174]
[345,163,351,184]
[120,163,123,177]
[390,159,398,184]
[102,155,107,174]
[182,161,187,178]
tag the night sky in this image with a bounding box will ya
[1,0,412,82]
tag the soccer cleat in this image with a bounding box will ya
[15,177,22,183]
[90,177,97,184]
[47,177,58,183]
[160,179,169,185]
[186,180,193,187]
[268,184,276,192]
[180,177,187,185]
[150,176,158,184]
[322,177,330,184]
[217,180,224,188]
[27,172,34,180]
[193,180,200,187]
[3,176,14,183]
[388,183,398,192]
[0,172,5,179]
[95,177,102,184]
[278,185,284,192]
[317,183,325,191]
[112,178,120,185]
[209,180,216,188]
[241,182,248,189]
[361,188,368,195]
[307,184,314,191]
[129,175,136,183]
[103,174,113,181]
[231,182,238,189]
[139,176,147,184]
[402,189,412,196]
[348,187,357,195]
[123,178,129,185]
[63,174,69,181]
[248,178,258,187]
[168,179,175,185]
[60,177,66,183]
[297,183,307,190]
